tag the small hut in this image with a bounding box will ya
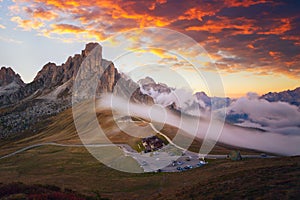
[228,150,242,161]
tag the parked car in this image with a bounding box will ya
[199,160,207,165]
[177,167,183,171]
[172,161,177,166]
[260,153,267,157]
[184,165,192,170]
[177,161,183,165]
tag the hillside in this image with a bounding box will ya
[0,106,299,199]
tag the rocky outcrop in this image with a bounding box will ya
[112,74,154,105]
[138,76,172,95]
[0,67,24,87]
[0,67,26,106]
[195,92,211,107]
[130,88,154,105]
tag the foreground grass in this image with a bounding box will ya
[0,144,299,200]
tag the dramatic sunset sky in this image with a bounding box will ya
[0,0,299,97]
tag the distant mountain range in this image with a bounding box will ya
[137,75,299,112]
[261,87,300,107]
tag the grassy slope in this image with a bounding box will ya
[0,103,261,157]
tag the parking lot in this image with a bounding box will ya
[121,144,207,172]
[161,150,207,172]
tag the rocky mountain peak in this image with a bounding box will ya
[33,62,57,82]
[195,91,210,104]
[0,67,24,87]
[82,42,99,57]
[137,76,156,86]
[138,77,171,94]
[32,43,100,91]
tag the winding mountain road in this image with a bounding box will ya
[0,142,116,160]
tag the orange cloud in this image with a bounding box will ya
[186,17,257,35]
[50,24,84,34]
[34,0,85,8]
[7,0,300,79]
[269,51,281,60]
[224,0,271,8]
[178,7,216,21]
[281,35,300,46]
[148,0,167,11]
[247,44,255,49]
[11,16,44,30]
[258,18,291,35]
[42,24,106,42]
[24,7,58,20]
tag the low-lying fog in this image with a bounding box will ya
[98,94,300,156]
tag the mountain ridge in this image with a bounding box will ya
[0,43,155,138]
[261,87,300,106]
[1,62,299,107]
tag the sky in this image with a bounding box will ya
[0,0,299,97]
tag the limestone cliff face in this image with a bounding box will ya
[0,43,154,107]
[73,45,120,100]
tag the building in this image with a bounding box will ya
[142,136,164,153]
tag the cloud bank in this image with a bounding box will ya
[97,94,300,156]
[226,93,300,135]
